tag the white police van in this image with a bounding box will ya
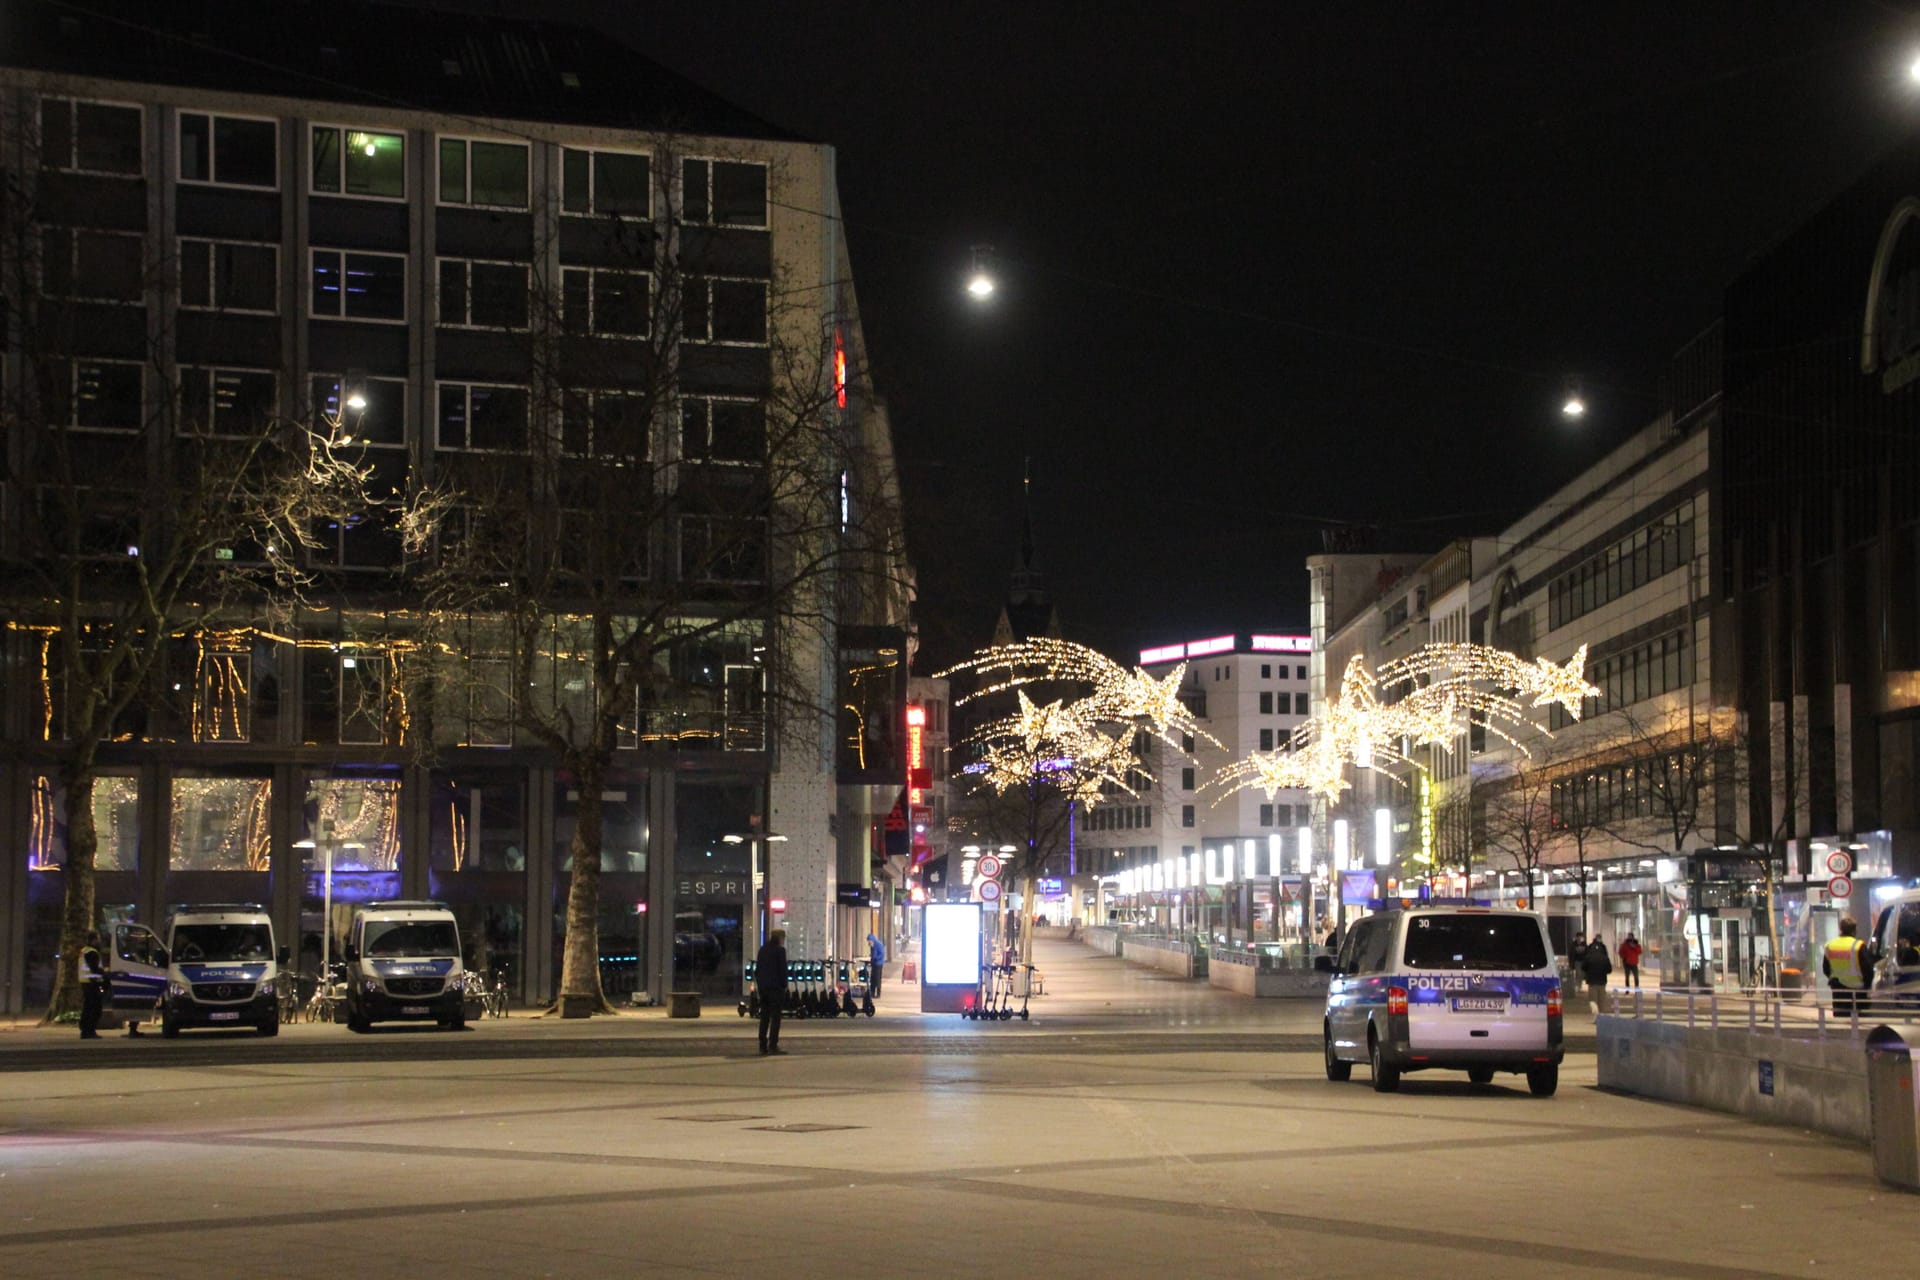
[111,904,286,1037]
[342,900,466,1032]
[1324,905,1563,1096]
[1870,887,1920,1008]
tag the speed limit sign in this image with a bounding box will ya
[977,855,1003,880]
[1829,875,1853,899]
[979,879,1004,903]
[1826,850,1853,876]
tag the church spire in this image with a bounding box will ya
[994,456,1060,643]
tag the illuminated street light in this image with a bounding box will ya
[1909,53,1920,83]
[1561,375,1586,419]
[967,243,996,299]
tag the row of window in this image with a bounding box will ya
[43,357,766,462]
[1547,505,1694,631]
[42,99,770,226]
[43,231,767,342]
[1549,627,1692,729]
[1548,747,1701,829]
[1087,804,1150,832]
[1257,691,1311,716]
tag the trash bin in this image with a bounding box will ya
[668,990,700,1019]
[1866,1026,1920,1190]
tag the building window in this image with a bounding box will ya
[682,158,767,227]
[179,111,277,188]
[1259,691,1273,714]
[48,358,143,431]
[562,147,649,217]
[311,248,405,322]
[680,396,765,464]
[312,374,407,446]
[437,137,529,209]
[561,267,649,337]
[1181,767,1195,790]
[42,227,142,302]
[1259,729,1273,751]
[193,649,252,743]
[180,239,277,313]
[310,126,404,199]
[683,276,766,344]
[437,382,529,452]
[1181,805,1195,828]
[560,388,650,459]
[1261,664,1271,679]
[1294,693,1309,714]
[40,98,142,175]
[680,515,766,584]
[1259,803,1273,827]
[438,258,529,329]
[1296,665,1306,680]
[1182,733,1193,753]
[181,367,276,437]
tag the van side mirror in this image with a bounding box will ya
[344,945,360,963]
[277,946,291,967]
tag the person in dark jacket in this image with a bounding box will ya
[1580,935,1614,1014]
[755,928,788,1055]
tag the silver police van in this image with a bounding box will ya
[1324,905,1563,1096]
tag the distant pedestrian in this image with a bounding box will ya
[866,932,885,998]
[755,928,789,1056]
[1569,932,1588,976]
[1618,934,1643,988]
[78,931,107,1039]
[1824,916,1870,1019]
[1580,935,1613,1014]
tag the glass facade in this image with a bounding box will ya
[552,778,649,1005]
[428,772,527,999]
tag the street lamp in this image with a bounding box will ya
[293,830,363,979]
[966,244,996,299]
[1561,375,1586,419]
[723,831,786,955]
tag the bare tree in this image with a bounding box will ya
[402,139,904,1014]
[1475,757,1565,913]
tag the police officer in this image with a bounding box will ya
[1824,916,1870,1018]
[755,927,788,1056]
[78,931,108,1039]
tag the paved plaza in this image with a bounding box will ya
[1,937,1912,1278]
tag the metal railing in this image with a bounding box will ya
[1208,943,1324,974]
[1597,982,1897,1042]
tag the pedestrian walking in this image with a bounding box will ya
[755,927,788,1055]
[1823,916,1870,1018]
[78,931,107,1039]
[866,932,885,998]
[1580,934,1613,1014]
[1618,933,1643,989]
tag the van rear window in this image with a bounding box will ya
[1403,916,1548,970]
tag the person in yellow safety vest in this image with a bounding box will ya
[1823,916,1870,1018]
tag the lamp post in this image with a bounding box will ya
[723,832,786,958]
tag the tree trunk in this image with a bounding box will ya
[45,769,98,1022]
[554,758,614,1016]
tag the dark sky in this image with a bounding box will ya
[554,4,1908,667]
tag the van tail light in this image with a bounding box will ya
[1387,986,1408,1017]
[1547,986,1562,1017]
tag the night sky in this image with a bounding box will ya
[486,3,1909,668]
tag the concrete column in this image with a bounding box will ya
[645,769,674,1004]
[400,764,430,900]
[137,760,166,926]
[524,766,554,1005]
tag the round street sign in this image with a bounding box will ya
[977,855,1003,880]
[1826,850,1853,876]
[979,879,1004,903]
[1829,875,1853,899]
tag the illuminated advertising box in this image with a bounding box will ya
[921,901,982,1013]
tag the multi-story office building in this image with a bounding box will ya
[1091,633,1312,935]
[0,2,911,1011]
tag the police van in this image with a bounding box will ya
[1870,887,1920,1008]
[1323,905,1563,1096]
[111,904,286,1037]
[341,900,466,1032]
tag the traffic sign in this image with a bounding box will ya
[979,879,1003,903]
[977,855,1003,880]
[1826,850,1853,876]
[1829,875,1853,899]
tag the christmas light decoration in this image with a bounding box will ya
[1213,642,1598,803]
[938,637,1218,749]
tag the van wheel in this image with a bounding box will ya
[449,1012,466,1031]
[346,1005,368,1033]
[1368,1030,1400,1093]
[257,1017,278,1037]
[1526,1063,1558,1097]
[160,1013,180,1039]
[1467,1066,1494,1085]
[1324,1026,1352,1081]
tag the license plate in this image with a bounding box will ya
[209,1011,239,1021]
[402,1005,429,1015]
[1451,996,1506,1013]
